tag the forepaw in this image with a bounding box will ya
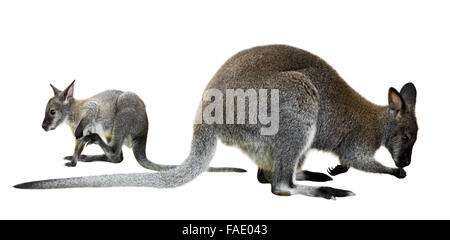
[393,168,407,179]
[315,187,355,200]
[65,161,77,167]
[327,165,349,176]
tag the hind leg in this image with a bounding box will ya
[64,136,124,164]
[271,147,353,198]
[81,133,124,164]
[269,120,353,199]
[270,131,315,196]
[257,154,332,183]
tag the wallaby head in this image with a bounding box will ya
[42,80,75,131]
[384,82,418,168]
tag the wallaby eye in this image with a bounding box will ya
[49,109,56,115]
[401,135,410,142]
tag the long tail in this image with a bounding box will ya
[15,126,219,189]
[132,138,245,173]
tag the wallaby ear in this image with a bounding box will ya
[400,82,416,110]
[388,87,404,113]
[61,80,75,102]
[50,84,61,96]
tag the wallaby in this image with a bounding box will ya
[39,80,245,172]
[15,45,418,200]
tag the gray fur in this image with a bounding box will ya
[16,45,418,199]
[39,80,245,172]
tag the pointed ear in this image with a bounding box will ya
[388,87,404,113]
[400,82,416,110]
[61,80,75,102]
[50,84,61,96]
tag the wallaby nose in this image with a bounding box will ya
[405,159,411,166]
[42,123,48,131]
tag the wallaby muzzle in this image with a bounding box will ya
[42,120,54,131]
[396,151,412,168]
[42,122,49,131]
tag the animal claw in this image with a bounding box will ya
[327,167,333,175]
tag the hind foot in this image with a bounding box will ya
[314,187,355,200]
[258,168,332,183]
[64,161,77,167]
[296,170,333,182]
[64,153,123,163]
[393,168,407,179]
[271,184,355,199]
[64,155,88,162]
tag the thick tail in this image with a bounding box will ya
[132,139,246,173]
[14,126,219,189]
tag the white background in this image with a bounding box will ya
[0,0,448,219]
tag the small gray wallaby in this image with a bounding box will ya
[15,45,418,200]
[39,80,245,172]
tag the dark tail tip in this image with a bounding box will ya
[207,167,247,173]
[14,182,37,189]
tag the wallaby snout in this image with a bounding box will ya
[42,121,51,131]
[42,117,56,131]
[396,151,412,168]
[41,122,48,131]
